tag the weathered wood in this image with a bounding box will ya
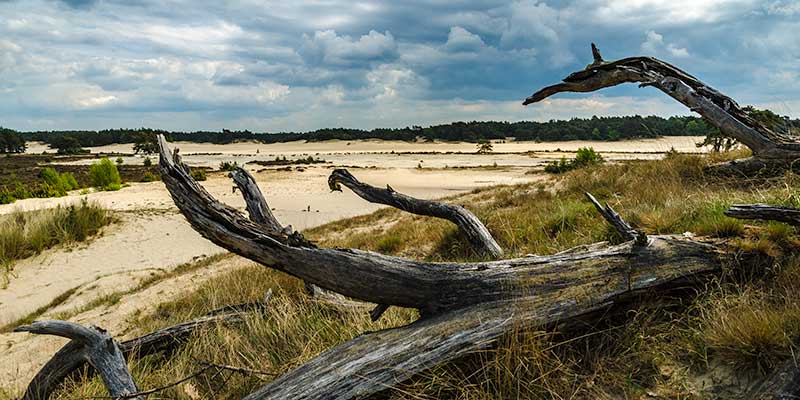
[328,168,503,258]
[725,204,800,226]
[746,358,800,400]
[230,167,285,233]
[524,44,800,169]
[585,192,640,242]
[20,292,271,400]
[14,320,143,400]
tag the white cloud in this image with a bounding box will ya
[300,30,398,66]
[641,30,690,57]
[444,26,486,53]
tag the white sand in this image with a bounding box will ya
[0,137,701,391]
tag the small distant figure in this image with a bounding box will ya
[307,205,311,212]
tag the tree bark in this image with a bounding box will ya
[154,136,732,399]
[14,321,143,400]
[725,204,800,226]
[746,358,800,400]
[523,43,800,173]
[19,291,271,400]
[328,168,503,258]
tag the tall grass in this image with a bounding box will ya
[0,200,114,277]
[31,153,800,399]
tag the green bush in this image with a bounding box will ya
[115,157,124,165]
[141,171,159,182]
[218,161,238,171]
[60,172,79,190]
[89,158,122,191]
[190,169,207,181]
[143,157,152,167]
[544,147,604,174]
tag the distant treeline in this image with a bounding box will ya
[14,114,800,149]
[0,127,26,153]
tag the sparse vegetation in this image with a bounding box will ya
[190,169,207,181]
[88,158,122,191]
[218,160,239,171]
[0,200,114,279]
[544,146,604,173]
[41,151,800,399]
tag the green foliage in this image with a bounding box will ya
[218,161,239,171]
[476,139,493,154]
[132,130,159,154]
[0,200,113,275]
[142,157,152,167]
[544,147,604,174]
[115,157,124,165]
[190,169,207,181]
[88,158,122,191]
[0,127,26,153]
[50,135,86,155]
[141,171,159,182]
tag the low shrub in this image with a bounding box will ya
[89,158,122,191]
[544,147,604,174]
[141,171,159,182]
[218,161,238,171]
[190,169,207,181]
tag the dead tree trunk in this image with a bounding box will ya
[153,136,732,399]
[14,321,143,400]
[524,43,800,174]
[725,204,800,226]
[19,291,271,400]
[328,168,503,258]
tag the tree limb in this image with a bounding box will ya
[523,44,800,166]
[14,321,143,400]
[725,204,800,226]
[329,168,503,258]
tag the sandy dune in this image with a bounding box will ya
[0,137,699,392]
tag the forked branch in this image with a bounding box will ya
[524,44,800,168]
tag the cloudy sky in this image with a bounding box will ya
[1,0,798,132]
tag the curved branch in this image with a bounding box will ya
[725,204,800,226]
[328,168,503,258]
[21,291,272,400]
[523,44,800,162]
[230,167,286,233]
[15,321,142,400]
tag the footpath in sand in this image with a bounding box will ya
[0,165,540,392]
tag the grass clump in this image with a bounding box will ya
[218,161,239,171]
[190,169,207,181]
[88,158,122,191]
[0,200,114,277]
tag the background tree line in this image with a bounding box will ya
[10,111,800,151]
[0,127,26,153]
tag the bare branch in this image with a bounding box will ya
[328,168,503,258]
[725,204,800,226]
[585,192,641,242]
[15,321,143,400]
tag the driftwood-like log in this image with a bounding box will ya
[725,204,800,226]
[328,168,503,258]
[524,43,800,173]
[20,291,271,400]
[155,136,731,399]
[14,321,143,400]
[747,358,800,400]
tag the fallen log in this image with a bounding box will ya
[18,291,271,400]
[328,168,503,258]
[155,136,731,399]
[746,358,800,400]
[725,204,800,226]
[524,43,800,175]
[14,321,143,400]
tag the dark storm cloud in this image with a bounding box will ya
[0,0,797,131]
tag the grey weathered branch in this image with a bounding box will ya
[20,291,272,400]
[725,204,800,226]
[585,192,642,242]
[230,167,285,233]
[328,168,503,258]
[524,44,800,172]
[14,320,143,400]
[155,136,733,399]
[746,358,800,400]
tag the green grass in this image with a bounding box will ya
[23,152,800,399]
[0,200,114,280]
